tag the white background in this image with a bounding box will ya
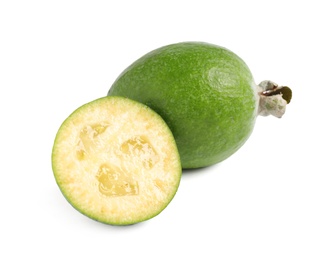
[1,0,321,259]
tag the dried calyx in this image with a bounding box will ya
[257,80,292,118]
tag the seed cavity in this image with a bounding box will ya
[76,122,109,160]
[154,178,166,193]
[96,163,139,197]
[120,136,159,169]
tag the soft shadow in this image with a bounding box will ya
[181,162,222,178]
[81,214,149,231]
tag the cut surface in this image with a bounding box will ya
[52,96,181,225]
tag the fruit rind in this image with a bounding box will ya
[108,42,258,168]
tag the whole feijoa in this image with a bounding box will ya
[108,42,291,169]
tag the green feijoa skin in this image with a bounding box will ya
[108,42,292,168]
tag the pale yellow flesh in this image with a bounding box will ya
[52,97,181,225]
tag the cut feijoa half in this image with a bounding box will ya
[52,96,181,225]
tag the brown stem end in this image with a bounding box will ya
[257,80,292,118]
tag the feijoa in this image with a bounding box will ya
[108,42,291,168]
[52,96,181,225]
